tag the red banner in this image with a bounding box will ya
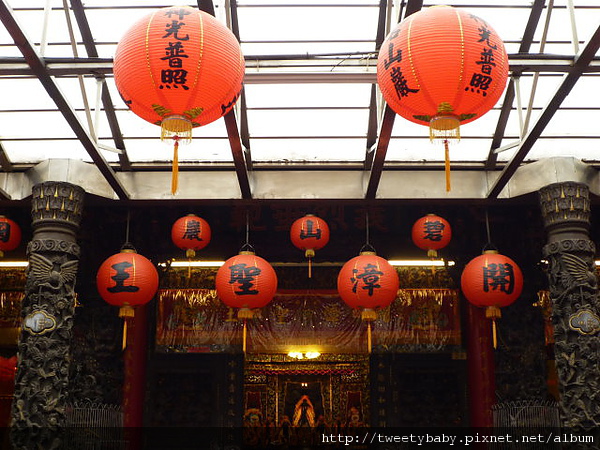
[156,288,461,353]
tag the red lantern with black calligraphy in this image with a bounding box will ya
[411,214,451,258]
[113,6,245,194]
[216,251,277,315]
[97,247,159,347]
[461,250,523,347]
[377,5,508,191]
[216,251,277,352]
[337,251,399,352]
[290,214,330,278]
[171,213,211,259]
[0,216,21,258]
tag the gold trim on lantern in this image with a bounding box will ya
[160,114,193,143]
[485,305,502,320]
[361,309,377,322]
[238,308,254,320]
[119,305,135,319]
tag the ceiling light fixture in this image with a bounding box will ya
[288,351,321,360]
[0,261,28,268]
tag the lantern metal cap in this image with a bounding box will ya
[359,251,377,256]
[483,249,499,255]
[239,250,256,256]
[120,242,137,254]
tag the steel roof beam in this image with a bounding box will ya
[224,110,252,199]
[228,0,252,171]
[1,55,599,77]
[365,105,395,199]
[487,23,600,199]
[485,0,546,169]
[0,0,129,200]
[364,0,422,199]
[365,0,392,168]
[69,0,131,171]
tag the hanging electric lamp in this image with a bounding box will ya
[215,249,277,353]
[290,214,330,278]
[337,213,399,353]
[171,213,211,259]
[0,216,21,258]
[113,6,245,194]
[411,213,451,259]
[377,5,509,191]
[461,249,523,348]
[215,213,277,352]
[338,249,399,353]
[96,244,159,349]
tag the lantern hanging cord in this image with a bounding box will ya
[359,211,376,253]
[120,210,136,252]
[482,209,498,252]
[239,210,255,253]
[245,210,250,246]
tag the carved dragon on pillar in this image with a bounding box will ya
[539,182,600,434]
[10,182,84,450]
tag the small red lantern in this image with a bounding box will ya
[0,216,21,258]
[96,247,159,348]
[337,251,399,352]
[216,251,277,352]
[113,6,245,193]
[461,250,523,347]
[290,214,330,278]
[411,213,451,258]
[171,213,211,259]
[377,5,508,191]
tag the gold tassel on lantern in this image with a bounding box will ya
[361,309,377,353]
[238,308,254,353]
[160,114,193,195]
[305,249,315,278]
[485,305,502,349]
[429,103,463,193]
[119,304,135,350]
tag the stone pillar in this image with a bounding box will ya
[10,182,84,449]
[539,182,600,431]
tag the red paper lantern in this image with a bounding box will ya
[290,214,330,277]
[215,251,278,317]
[338,252,399,317]
[411,214,451,258]
[461,250,523,347]
[377,5,508,190]
[338,251,399,352]
[113,6,245,193]
[0,216,21,258]
[96,248,159,314]
[171,213,211,258]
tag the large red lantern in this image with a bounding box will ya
[290,214,330,278]
[337,251,399,352]
[97,247,159,347]
[113,6,245,193]
[171,213,211,259]
[461,250,523,347]
[216,251,277,352]
[0,216,21,258]
[411,214,451,258]
[377,5,508,191]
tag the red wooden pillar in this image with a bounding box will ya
[467,303,495,428]
[123,304,148,448]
